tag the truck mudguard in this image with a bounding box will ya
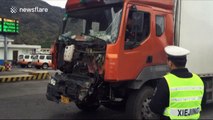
[128,65,169,89]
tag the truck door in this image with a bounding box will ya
[117,4,152,80]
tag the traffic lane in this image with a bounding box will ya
[0,94,212,119]
[0,80,126,119]
[0,81,212,119]
[0,80,68,119]
[0,80,47,99]
[0,95,126,119]
[50,104,213,120]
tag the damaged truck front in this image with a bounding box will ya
[47,0,124,111]
[47,0,174,119]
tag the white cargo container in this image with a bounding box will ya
[175,0,213,103]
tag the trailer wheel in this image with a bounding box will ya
[126,86,159,119]
[75,101,100,112]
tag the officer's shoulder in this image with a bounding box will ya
[158,77,168,86]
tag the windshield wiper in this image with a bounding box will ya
[82,33,105,41]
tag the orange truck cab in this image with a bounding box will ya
[47,0,174,119]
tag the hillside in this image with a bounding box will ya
[0,0,65,47]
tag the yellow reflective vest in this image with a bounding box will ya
[163,73,204,119]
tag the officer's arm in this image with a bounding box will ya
[149,78,169,115]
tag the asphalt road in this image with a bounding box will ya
[0,73,213,119]
[0,80,127,119]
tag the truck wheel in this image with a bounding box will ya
[27,62,32,68]
[42,63,48,69]
[126,86,159,119]
[75,101,100,112]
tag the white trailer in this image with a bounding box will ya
[174,0,213,104]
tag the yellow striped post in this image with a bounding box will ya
[12,77,16,82]
[1,78,6,83]
[0,71,50,83]
[7,77,11,82]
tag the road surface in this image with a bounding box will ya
[0,80,212,119]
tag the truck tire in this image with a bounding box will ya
[42,63,48,69]
[126,86,159,119]
[75,101,100,112]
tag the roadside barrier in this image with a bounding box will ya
[0,66,5,72]
[5,63,12,71]
[0,71,50,83]
[28,71,50,80]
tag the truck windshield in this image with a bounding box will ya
[61,5,122,43]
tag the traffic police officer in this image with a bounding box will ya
[149,45,204,119]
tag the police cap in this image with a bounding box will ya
[165,45,190,61]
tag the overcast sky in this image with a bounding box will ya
[42,0,67,8]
